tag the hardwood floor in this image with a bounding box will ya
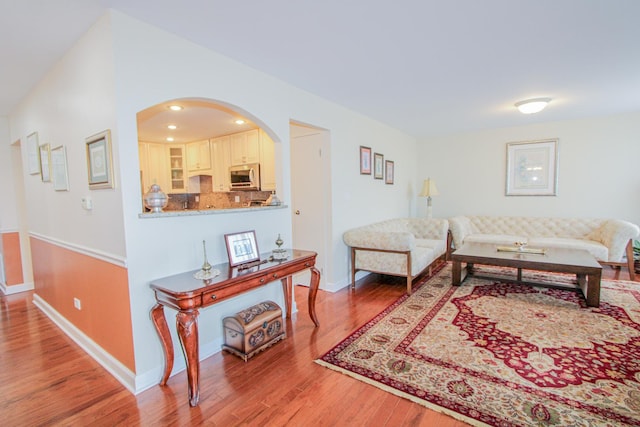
[1,265,636,426]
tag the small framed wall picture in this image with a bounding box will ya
[27,132,41,175]
[385,160,394,185]
[51,145,69,191]
[39,143,51,182]
[224,230,260,267]
[360,146,372,175]
[86,129,114,189]
[374,153,384,179]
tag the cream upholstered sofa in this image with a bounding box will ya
[343,218,449,294]
[449,216,639,280]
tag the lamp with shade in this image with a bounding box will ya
[419,178,439,218]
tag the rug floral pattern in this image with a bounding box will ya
[317,265,640,426]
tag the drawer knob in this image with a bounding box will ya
[260,278,266,284]
[305,262,311,267]
[273,273,278,278]
[210,294,217,300]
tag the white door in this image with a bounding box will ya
[290,123,329,288]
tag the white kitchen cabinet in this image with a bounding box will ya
[139,143,149,193]
[187,139,212,173]
[259,130,276,191]
[168,145,187,193]
[211,136,231,191]
[229,129,260,165]
[140,142,171,193]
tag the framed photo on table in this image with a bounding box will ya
[506,139,558,196]
[225,230,260,267]
[360,146,372,175]
[86,129,114,189]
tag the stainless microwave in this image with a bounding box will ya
[229,163,260,190]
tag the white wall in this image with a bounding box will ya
[417,112,640,226]
[0,117,16,232]
[108,12,417,388]
[8,15,125,257]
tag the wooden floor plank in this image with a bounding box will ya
[0,265,634,426]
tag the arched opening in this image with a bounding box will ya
[137,98,279,212]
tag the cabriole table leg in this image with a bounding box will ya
[150,303,174,386]
[176,310,200,406]
[309,267,321,327]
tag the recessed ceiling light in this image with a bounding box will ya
[167,124,177,130]
[235,119,246,125]
[515,98,551,114]
[168,105,183,111]
[166,137,174,142]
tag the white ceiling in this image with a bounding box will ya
[137,99,258,143]
[2,0,640,139]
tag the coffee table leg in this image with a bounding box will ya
[583,272,601,308]
[452,260,462,286]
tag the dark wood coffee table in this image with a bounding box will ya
[451,243,603,307]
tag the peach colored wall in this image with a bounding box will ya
[30,237,135,372]
[2,232,24,286]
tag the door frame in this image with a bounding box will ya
[289,120,332,290]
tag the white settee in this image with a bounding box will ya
[449,216,639,280]
[343,218,449,294]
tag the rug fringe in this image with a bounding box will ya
[314,359,490,427]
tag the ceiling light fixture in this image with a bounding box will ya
[166,137,174,142]
[235,119,246,125]
[515,98,551,114]
[168,105,183,111]
[167,124,177,130]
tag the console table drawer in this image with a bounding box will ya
[202,274,270,306]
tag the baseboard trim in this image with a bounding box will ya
[32,294,136,394]
[0,281,34,295]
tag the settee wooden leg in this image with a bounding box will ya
[351,247,357,289]
[626,240,636,281]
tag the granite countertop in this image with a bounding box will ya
[139,204,287,218]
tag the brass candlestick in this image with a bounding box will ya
[201,240,212,272]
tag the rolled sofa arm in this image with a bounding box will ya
[448,216,473,249]
[597,219,640,262]
[343,229,415,252]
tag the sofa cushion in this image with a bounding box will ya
[415,238,447,256]
[527,237,608,261]
[464,234,528,246]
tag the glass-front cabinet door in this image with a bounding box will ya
[169,146,186,192]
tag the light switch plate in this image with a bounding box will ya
[81,196,93,210]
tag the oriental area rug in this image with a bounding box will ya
[316,264,640,426]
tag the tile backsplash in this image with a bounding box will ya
[143,175,274,212]
[164,190,272,211]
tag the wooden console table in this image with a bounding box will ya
[150,249,320,406]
